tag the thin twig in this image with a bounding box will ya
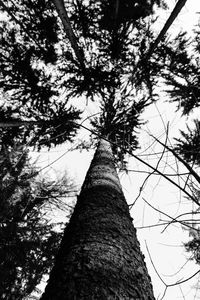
[150,134,200,186]
[142,197,199,232]
[0,120,197,204]
[129,126,169,208]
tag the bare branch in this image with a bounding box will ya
[123,169,190,177]
[0,121,197,204]
[145,240,200,300]
[162,211,200,232]
[167,269,200,287]
[77,123,199,204]
[150,134,200,186]
[142,197,199,232]
[129,126,169,208]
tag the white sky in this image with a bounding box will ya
[31,1,200,299]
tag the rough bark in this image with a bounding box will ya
[41,139,155,300]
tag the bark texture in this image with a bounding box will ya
[41,139,155,300]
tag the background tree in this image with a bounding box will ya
[0,138,76,299]
[0,0,81,149]
[139,22,200,285]
[168,28,200,276]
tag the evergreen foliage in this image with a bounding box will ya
[174,120,200,165]
[184,189,200,268]
[0,0,81,148]
[0,0,168,162]
[61,0,167,162]
[0,102,81,149]
[157,25,200,270]
[160,31,199,115]
[155,26,200,166]
[185,223,200,265]
[0,141,75,299]
[90,96,148,165]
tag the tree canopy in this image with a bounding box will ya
[0,0,169,160]
[0,0,81,149]
[2,0,200,298]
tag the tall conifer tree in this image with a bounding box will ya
[0,1,175,297]
[41,138,155,299]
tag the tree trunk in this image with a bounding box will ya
[52,0,85,69]
[148,0,187,57]
[41,139,155,299]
